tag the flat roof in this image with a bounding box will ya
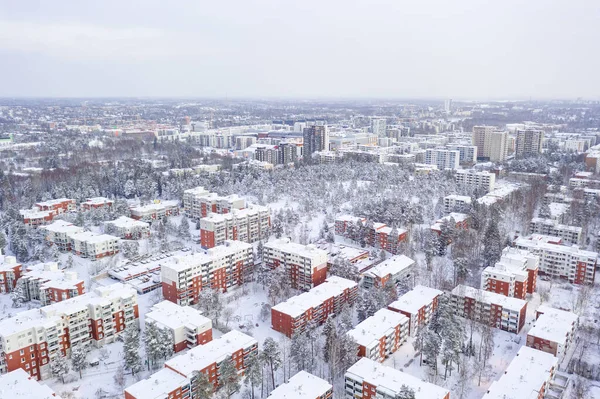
[146,300,211,331]
[388,285,443,314]
[267,371,332,399]
[515,237,598,259]
[68,231,120,244]
[528,306,578,345]
[106,216,149,228]
[365,255,414,279]
[347,309,408,348]
[346,358,449,399]
[41,220,83,234]
[125,367,189,399]
[451,285,527,312]
[161,241,252,272]
[0,368,62,399]
[264,238,328,262]
[483,346,558,399]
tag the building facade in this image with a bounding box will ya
[200,206,270,248]
[388,285,443,335]
[69,232,120,259]
[105,216,150,239]
[129,200,180,223]
[472,126,508,162]
[481,247,539,299]
[424,148,460,170]
[515,129,544,158]
[0,255,22,294]
[347,309,409,362]
[528,218,582,245]
[183,187,246,221]
[303,125,329,158]
[526,305,578,359]
[363,255,415,290]
[20,262,85,306]
[455,169,496,193]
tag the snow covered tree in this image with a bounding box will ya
[483,219,502,267]
[11,279,26,308]
[338,335,358,377]
[422,329,441,375]
[398,385,416,399]
[272,218,283,238]
[538,202,551,219]
[66,253,74,269]
[244,352,262,399]
[0,231,7,253]
[191,371,214,399]
[219,357,241,399]
[121,241,139,260]
[261,337,281,391]
[424,231,439,271]
[329,257,357,281]
[159,327,174,360]
[144,322,163,368]
[195,219,201,230]
[356,289,382,322]
[70,345,88,379]
[50,351,70,383]
[290,331,311,372]
[123,324,143,376]
[178,216,191,240]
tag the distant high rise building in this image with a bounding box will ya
[444,99,453,113]
[472,126,508,162]
[425,148,460,170]
[515,129,544,158]
[371,118,387,137]
[303,125,329,159]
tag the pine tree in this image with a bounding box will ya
[195,219,201,230]
[50,351,70,383]
[398,385,416,399]
[338,335,358,377]
[272,218,283,239]
[66,253,74,269]
[159,327,174,360]
[219,357,241,398]
[178,216,191,240]
[322,317,337,363]
[191,371,214,399]
[290,331,310,372]
[0,231,6,252]
[11,279,26,308]
[144,322,163,368]
[71,345,88,379]
[244,352,262,399]
[483,219,502,267]
[261,337,281,391]
[123,324,142,376]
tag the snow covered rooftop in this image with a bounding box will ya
[183,186,210,196]
[388,285,443,314]
[335,215,366,223]
[23,262,83,291]
[483,346,558,399]
[515,237,598,259]
[264,238,328,262]
[0,368,62,399]
[445,194,472,203]
[83,197,113,205]
[0,308,60,336]
[35,198,73,207]
[130,200,179,213]
[347,309,408,348]
[272,276,357,318]
[201,205,268,223]
[68,231,120,244]
[146,300,211,331]
[0,254,20,271]
[365,255,414,279]
[19,209,53,219]
[125,367,189,399]
[105,216,149,228]
[528,306,578,345]
[346,358,449,399]
[161,240,252,272]
[530,218,582,233]
[267,371,332,399]
[451,285,527,312]
[41,220,82,234]
[165,330,256,377]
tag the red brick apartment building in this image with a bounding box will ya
[345,358,450,399]
[526,305,578,359]
[431,212,469,235]
[129,200,180,222]
[19,209,56,227]
[34,198,76,214]
[271,276,358,337]
[200,205,270,248]
[0,254,22,293]
[20,262,85,306]
[183,186,246,220]
[483,346,558,399]
[125,330,257,399]
[104,216,150,239]
[0,283,138,380]
[145,300,213,353]
[161,240,253,306]
[347,309,409,362]
[263,238,329,291]
[388,285,443,335]
[268,371,333,399]
[0,368,62,398]
[481,247,539,299]
[450,285,527,334]
[80,197,114,211]
[362,255,415,289]
[334,215,408,254]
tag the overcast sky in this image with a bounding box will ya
[0,0,598,99]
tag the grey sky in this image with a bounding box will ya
[0,0,598,99]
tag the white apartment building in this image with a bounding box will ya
[0,368,62,398]
[183,187,246,221]
[80,197,113,211]
[263,238,329,291]
[455,169,496,193]
[161,240,254,305]
[69,232,120,259]
[514,236,596,285]
[515,129,544,158]
[104,216,150,240]
[145,300,212,353]
[20,262,85,306]
[347,309,409,362]
[129,200,179,223]
[472,126,508,162]
[528,218,582,245]
[443,194,472,214]
[200,206,270,248]
[345,358,450,399]
[424,148,460,170]
[41,220,83,251]
[446,144,477,164]
[371,118,387,137]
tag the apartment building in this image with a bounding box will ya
[161,240,253,305]
[183,187,246,221]
[345,358,450,399]
[80,197,114,211]
[125,330,257,399]
[483,346,558,399]
[443,195,472,214]
[268,371,333,399]
[69,232,120,259]
[515,129,544,158]
[263,238,328,291]
[528,218,582,245]
[104,216,150,240]
[514,236,597,285]
[0,368,62,398]
[19,209,55,227]
[200,206,270,248]
[431,212,469,235]
[0,283,138,380]
[446,144,477,164]
[363,255,415,289]
[455,169,496,193]
[335,215,367,236]
[145,300,212,353]
[472,126,508,162]
[129,200,180,223]
[34,198,76,215]
[271,276,358,337]
[388,285,443,335]
[450,285,527,334]
[20,262,85,306]
[481,247,539,299]
[424,148,460,170]
[526,305,578,359]
[41,220,83,251]
[303,125,329,157]
[347,309,409,362]
[0,254,22,294]
[334,216,408,254]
